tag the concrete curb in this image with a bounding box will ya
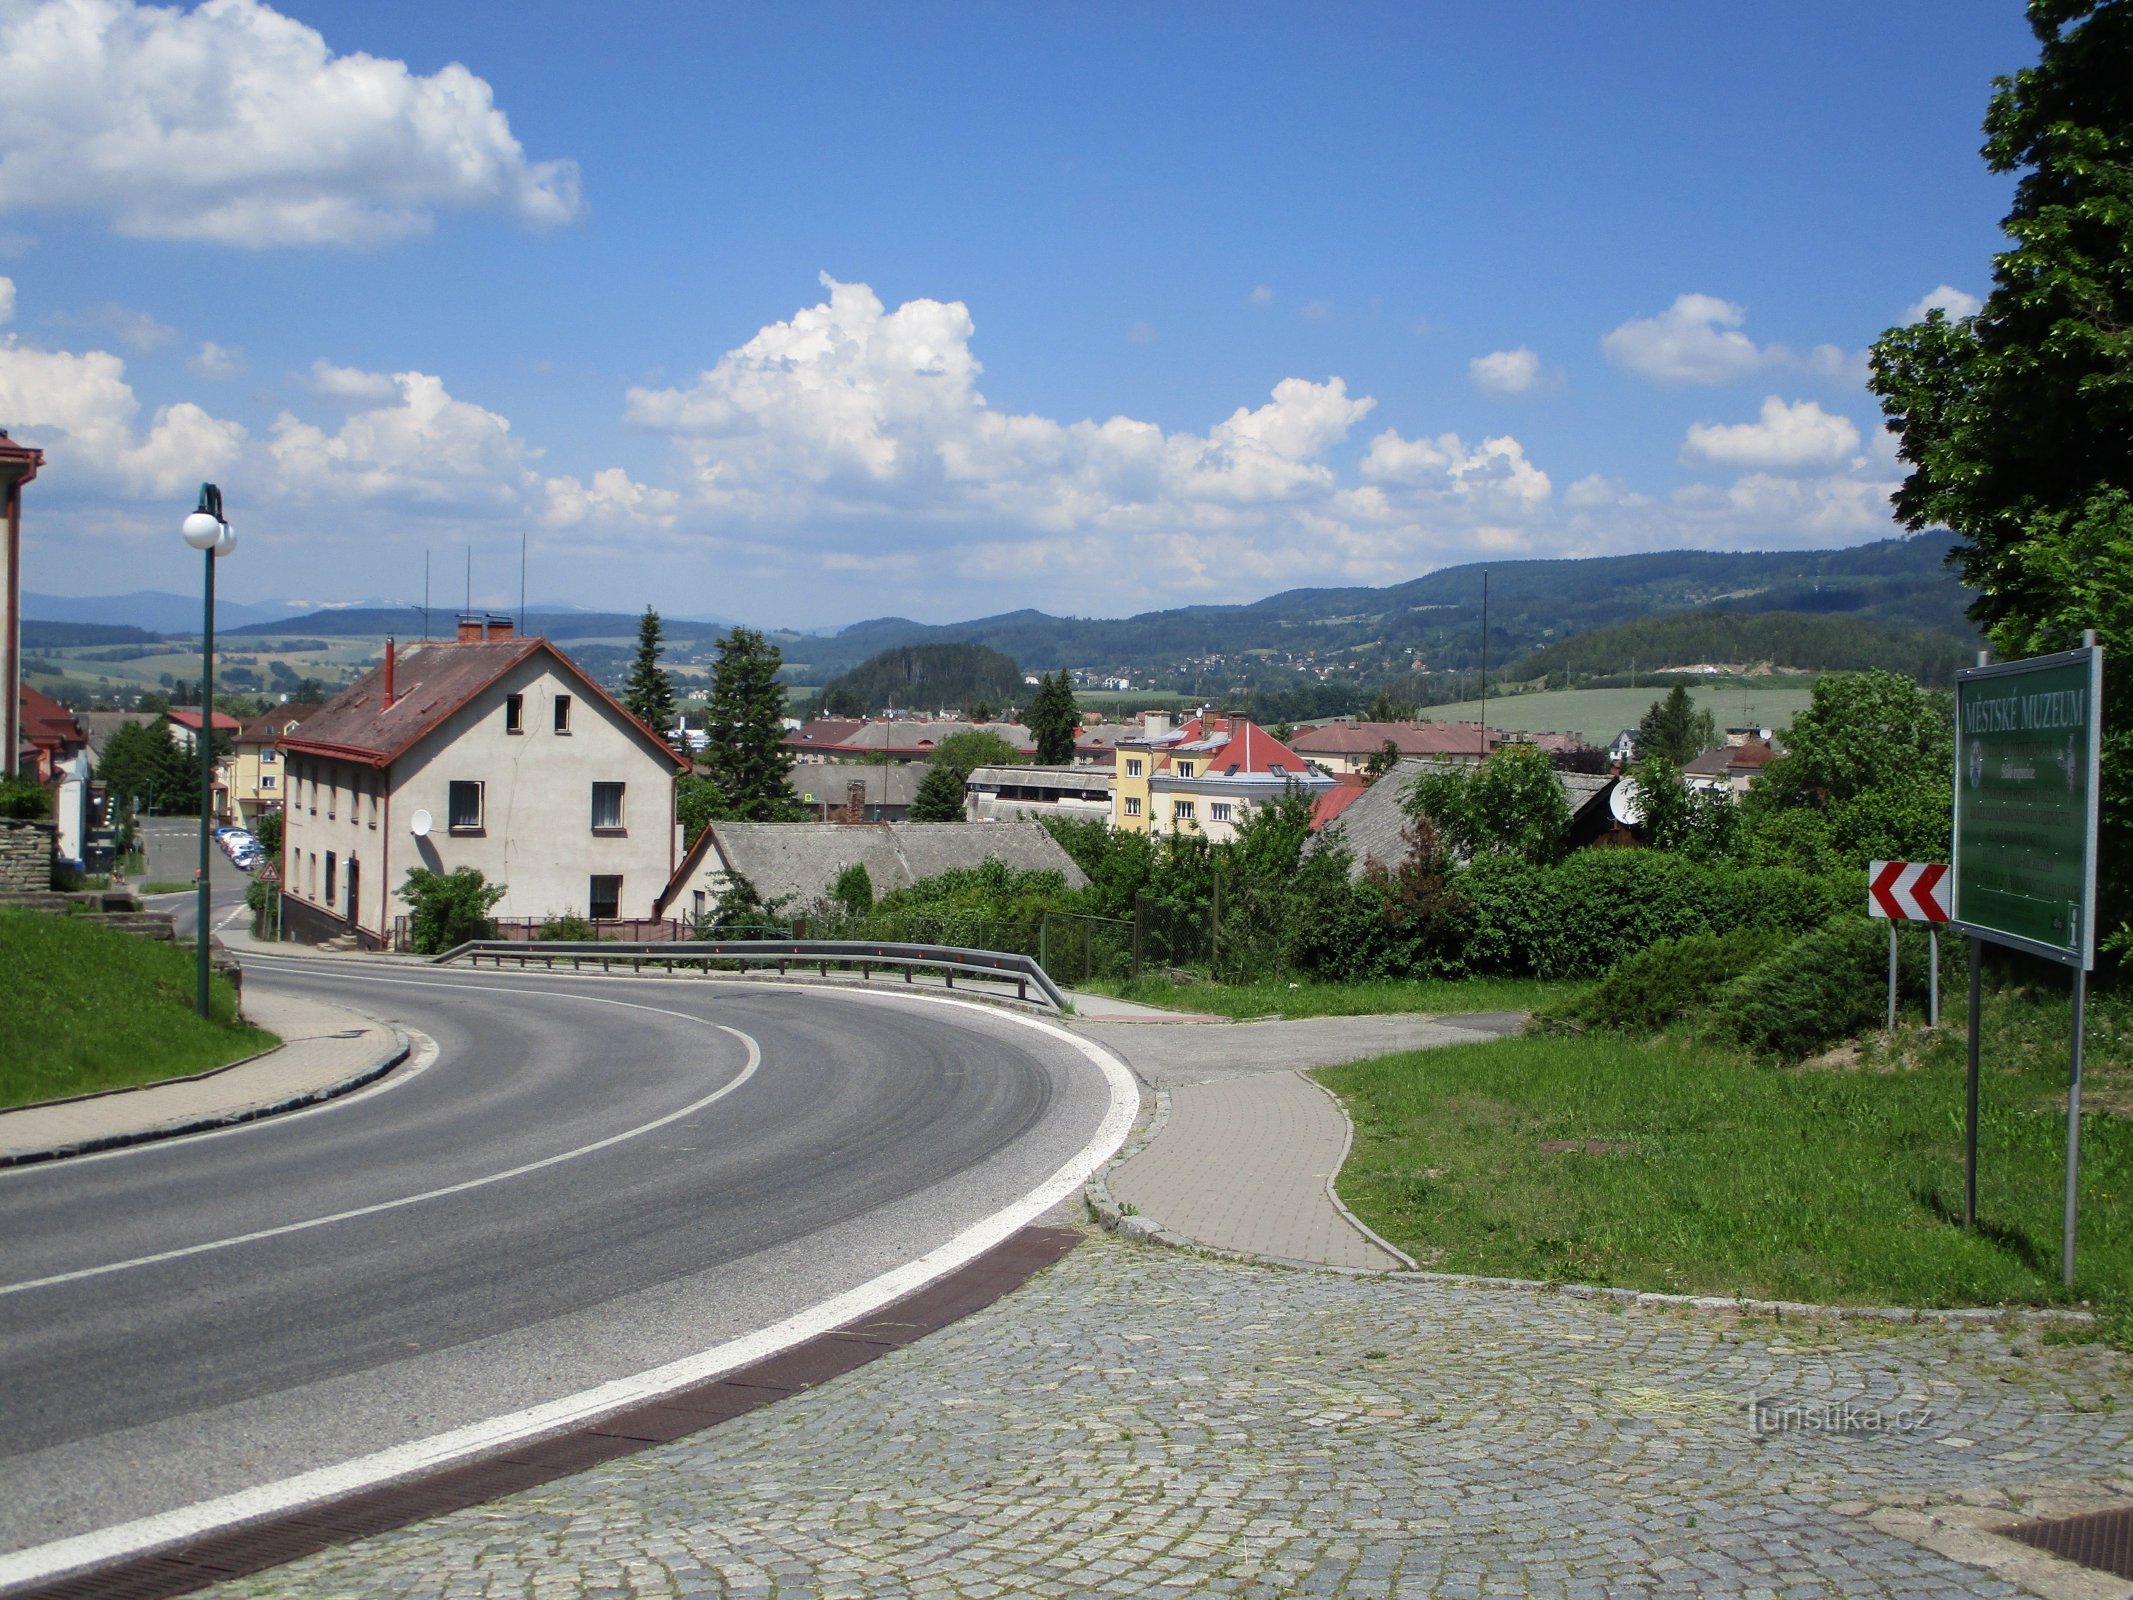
[0,1028,413,1169]
[1085,1074,2102,1332]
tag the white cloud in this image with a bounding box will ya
[188,340,245,380]
[0,0,582,247]
[1601,293,1780,385]
[0,336,243,492]
[0,274,11,325]
[1248,284,1274,306]
[53,302,176,352]
[1359,429,1552,513]
[1300,299,1333,321]
[1905,284,1982,322]
[298,358,400,403]
[1682,396,1862,475]
[1468,346,1560,397]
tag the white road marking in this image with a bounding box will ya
[0,991,1137,1593]
[0,1022,761,1299]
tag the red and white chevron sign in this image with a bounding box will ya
[1868,860,1950,922]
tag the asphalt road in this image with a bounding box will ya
[135,815,251,940]
[0,957,1127,1557]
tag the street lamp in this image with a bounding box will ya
[183,483,236,1019]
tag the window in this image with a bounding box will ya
[368,790,379,829]
[1174,800,1196,821]
[1210,801,1233,823]
[448,781,484,832]
[589,875,622,919]
[1177,761,1194,778]
[261,749,277,764]
[324,851,337,908]
[505,693,524,734]
[261,775,276,790]
[1124,796,1142,818]
[1125,758,1143,777]
[325,768,336,820]
[554,695,573,733]
[591,781,625,831]
[308,851,317,899]
[304,764,314,814]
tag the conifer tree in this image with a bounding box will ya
[703,627,795,820]
[623,607,678,734]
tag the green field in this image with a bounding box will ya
[1420,680,1819,745]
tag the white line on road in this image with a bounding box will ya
[0,991,1137,1594]
[0,1020,762,1299]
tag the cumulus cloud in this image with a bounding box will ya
[0,336,244,492]
[1682,397,1862,474]
[0,273,12,325]
[1248,284,1274,306]
[1468,346,1560,397]
[0,0,582,246]
[298,358,400,403]
[1300,299,1333,321]
[188,340,245,380]
[1905,284,1982,321]
[52,302,176,353]
[1602,293,1781,385]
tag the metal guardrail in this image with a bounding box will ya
[430,937,1072,1012]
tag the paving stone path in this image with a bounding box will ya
[212,1236,2129,1599]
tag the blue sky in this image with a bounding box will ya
[0,0,2028,627]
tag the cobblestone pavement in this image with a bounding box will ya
[207,1235,2130,1599]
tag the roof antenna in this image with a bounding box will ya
[465,545,471,613]
[422,548,430,643]
[519,531,527,637]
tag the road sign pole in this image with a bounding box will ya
[1965,937,1980,1229]
[1928,929,1940,1028]
[2064,966,2087,1287]
[1886,924,1898,1033]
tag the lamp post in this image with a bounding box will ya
[182,484,235,1018]
[1,431,45,779]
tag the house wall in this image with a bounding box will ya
[229,740,286,825]
[1112,746,1155,832]
[281,654,678,941]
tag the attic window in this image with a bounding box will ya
[505,693,524,734]
[554,695,573,733]
[1269,763,1286,776]
[1224,763,1239,775]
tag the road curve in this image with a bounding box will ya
[0,957,1132,1558]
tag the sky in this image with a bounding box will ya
[0,0,2034,629]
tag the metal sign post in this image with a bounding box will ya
[1867,859,1949,1033]
[1949,638,2103,1287]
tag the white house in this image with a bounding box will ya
[276,614,689,947]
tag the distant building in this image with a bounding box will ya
[1113,712,1334,843]
[789,761,923,822]
[964,764,1113,823]
[228,705,319,827]
[1312,757,1623,877]
[1682,738,1780,795]
[1286,719,1499,773]
[781,717,1035,764]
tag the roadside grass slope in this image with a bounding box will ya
[0,908,275,1109]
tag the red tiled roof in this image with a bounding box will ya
[282,638,686,771]
[164,707,242,734]
[19,684,86,749]
[783,718,866,749]
[1310,778,1368,831]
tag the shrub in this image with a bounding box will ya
[401,866,506,955]
[1536,928,1797,1035]
[829,862,874,916]
[1705,917,1933,1061]
[536,913,597,941]
[0,775,51,822]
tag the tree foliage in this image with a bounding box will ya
[703,627,796,821]
[819,643,1025,717]
[1629,759,1741,862]
[1868,0,2133,931]
[909,761,970,822]
[1026,670,1080,765]
[622,607,677,734]
[95,718,199,813]
[1407,743,1571,865]
[1634,685,1718,765]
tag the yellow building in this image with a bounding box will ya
[1112,712,1332,842]
[228,707,316,826]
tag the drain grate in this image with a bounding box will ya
[2002,1503,2133,1580]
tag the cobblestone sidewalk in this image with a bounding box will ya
[208,1235,2130,1599]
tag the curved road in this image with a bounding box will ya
[0,956,1130,1560]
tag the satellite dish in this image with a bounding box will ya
[1608,782,1644,828]
[409,809,433,838]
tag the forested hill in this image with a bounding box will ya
[1507,609,1976,686]
[818,644,1026,714]
[780,536,1975,681]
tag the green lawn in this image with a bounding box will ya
[1320,1016,2131,1311]
[0,908,277,1109]
[1077,973,1574,1020]
[1418,681,1819,745]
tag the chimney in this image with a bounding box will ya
[383,638,396,708]
[456,614,482,643]
[1144,711,1172,740]
[844,780,866,825]
[455,611,516,643]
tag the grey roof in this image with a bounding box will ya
[787,762,924,807]
[698,821,1087,911]
[966,765,1114,794]
[1315,758,1617,879]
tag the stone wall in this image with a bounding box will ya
[0,818,53,893]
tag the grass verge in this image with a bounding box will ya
[1320,1017,2131,1313]
[136,881,194,895]
[1074,973,1575,1020]
[0,908,277,1110]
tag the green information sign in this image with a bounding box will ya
[1952,645,2103,968]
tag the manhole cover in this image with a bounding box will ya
[2002,1504,2133,1580]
